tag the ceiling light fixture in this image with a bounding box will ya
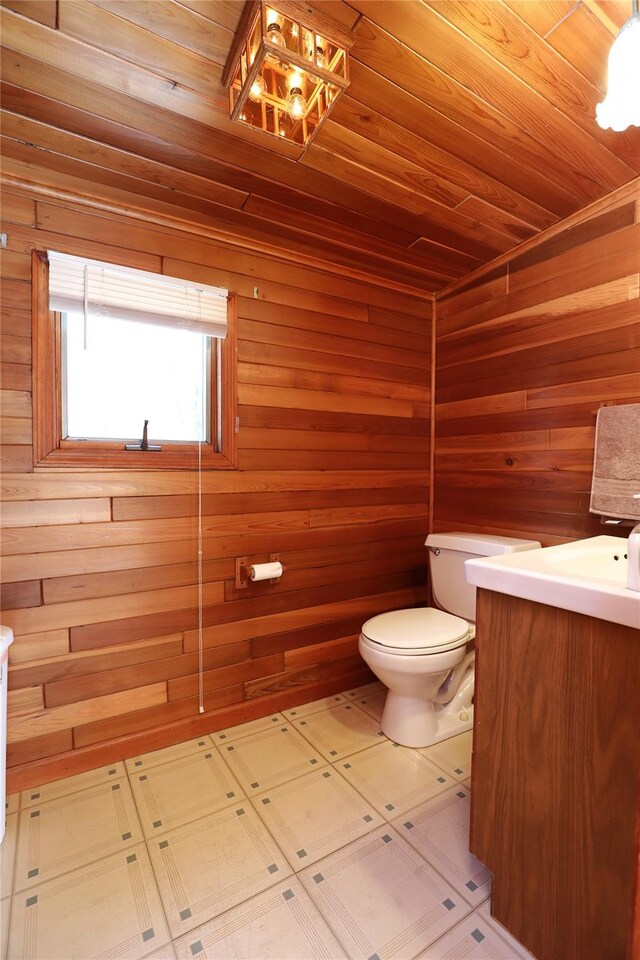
[596,0,640,132]
[222,1,355,147]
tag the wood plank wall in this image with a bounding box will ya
[434,181,640,546]
[0,184,431,790]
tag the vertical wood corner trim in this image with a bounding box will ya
[31,249,57,466]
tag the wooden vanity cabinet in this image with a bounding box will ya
[470,589,640,960]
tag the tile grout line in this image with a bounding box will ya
[125,748,177,949]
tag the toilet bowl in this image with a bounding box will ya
[359,532,541,748]
[359,607,474,747]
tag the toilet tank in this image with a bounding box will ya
[425,532,541,622]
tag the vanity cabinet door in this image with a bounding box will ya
[470,589,640,960]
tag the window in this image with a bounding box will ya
[32,251,237,469]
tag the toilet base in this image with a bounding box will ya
[380,691,474,748]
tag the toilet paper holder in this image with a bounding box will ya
[235,554,283,589]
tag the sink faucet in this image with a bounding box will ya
[629,494,640,592]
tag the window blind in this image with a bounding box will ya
[48,251,228,339]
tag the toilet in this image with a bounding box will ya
[359,532,541,748]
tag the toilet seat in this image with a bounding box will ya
[361,607,470,656]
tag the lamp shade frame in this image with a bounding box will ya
[223,1,355,147]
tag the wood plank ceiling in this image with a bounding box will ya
[1,0,639,294]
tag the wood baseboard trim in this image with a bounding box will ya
[5,666,374,793]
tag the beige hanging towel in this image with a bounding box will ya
[590,403,640,520]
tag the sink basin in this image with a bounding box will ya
[465,535,640,629]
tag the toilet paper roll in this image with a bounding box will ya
[249,561,283,582]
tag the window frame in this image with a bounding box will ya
[32,250,238,471]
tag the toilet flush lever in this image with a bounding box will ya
[427,546,440,556]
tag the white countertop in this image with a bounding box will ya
[465,536,640,629]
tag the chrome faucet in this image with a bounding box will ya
[629,494,640,592]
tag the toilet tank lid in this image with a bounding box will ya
[425,532,541,556]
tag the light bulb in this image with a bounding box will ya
[596,13,640,131]
[266,21,284,47]
[288,69,303,89]
[316,45,328,70]
[248,75,266,101]
[265,19,285,65]
[287,87,306,119]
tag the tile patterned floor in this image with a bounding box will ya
[290,702,384,761]
[129,749,244,838]
[2,680,535,959]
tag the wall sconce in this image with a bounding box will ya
[596,0,640,131]
[222,1,355,147]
